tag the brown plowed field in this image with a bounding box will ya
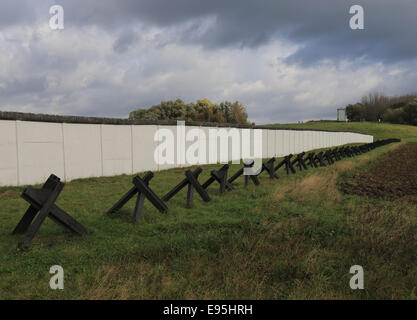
[340,143,417,202]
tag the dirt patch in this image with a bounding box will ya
[0,190,18,197]
[270,143,403,205]
[272,152,376,204]
[97,177,112,182]
[340,143,417,202]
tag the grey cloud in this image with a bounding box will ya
[113,30,139,53]
[1,1,417,124]
[48,0,417,65]
[0,76,47,97]
[0,0,38,27]
[2,1,417,64]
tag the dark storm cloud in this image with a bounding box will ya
[33,0,417,65]
[2,1,416,65]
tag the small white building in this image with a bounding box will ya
[337,108,347,122]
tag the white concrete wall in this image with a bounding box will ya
[261,129,269,159]
[201,127,215,165]
[267,130,275,158]
[0,120,374,186]
[63,123,102,181]
[132,125,159,173]
[184,125,206,167]
[0,120,18,186]
[275,130,284,157]
[16,121,65,186]
[101,124,132,177]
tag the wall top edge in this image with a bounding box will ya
[0,110,372,136]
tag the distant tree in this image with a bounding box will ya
[346,103,365,121]
[230,101,248,124]
[129,98,250,124]
[381,98,417,125]
[382,107,405,124]
[360,92,390,121]
[185,102,197,121]
[403,99,417,126]
[129,108,148,120]
[195,98,215,122]
[219,101,233,123]
[345,92,417,126]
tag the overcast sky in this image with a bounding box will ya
[1,1,417,124]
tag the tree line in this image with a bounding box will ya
[129,99,251,124]
[345,92,417,126]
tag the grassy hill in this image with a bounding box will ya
[0,122,416,299]
[269,121,417,142]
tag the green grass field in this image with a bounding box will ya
[269,121,417,143]
[0,122,416,299]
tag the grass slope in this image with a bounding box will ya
[269,121,417,143]
[0,122,416,299]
